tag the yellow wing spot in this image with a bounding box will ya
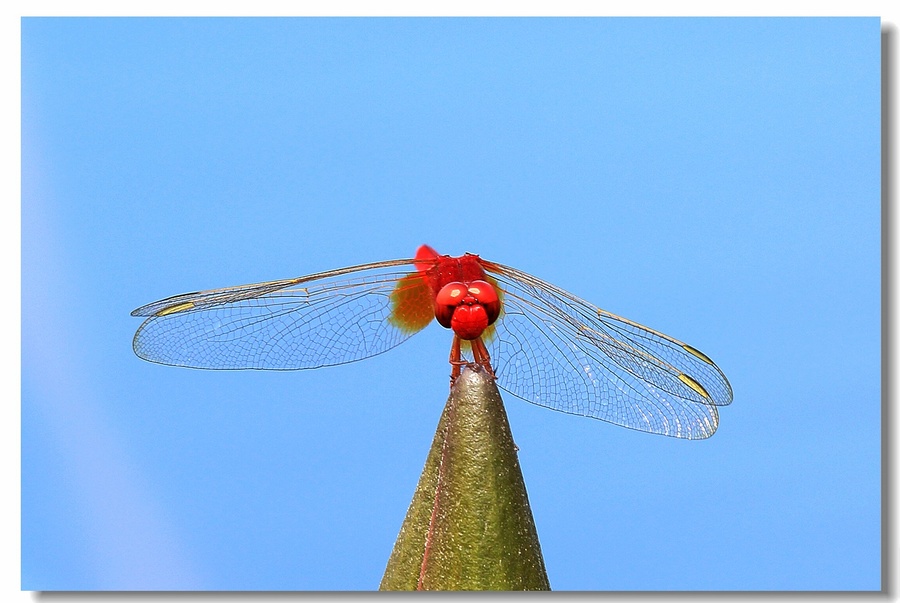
[678,373,710,399]
[156,301,195,317]
[683,344,714,365]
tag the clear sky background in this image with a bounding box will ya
[21,17,881,590]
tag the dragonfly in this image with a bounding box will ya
[132,245,733,439]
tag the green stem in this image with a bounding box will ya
[380,366,550,591]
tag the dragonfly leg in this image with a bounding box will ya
[449,336,494,386]
[471,337,496,379]
[449,335,464,384]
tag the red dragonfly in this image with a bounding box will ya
[132,245,732,439]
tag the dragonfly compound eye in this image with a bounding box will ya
[435,282,466,329]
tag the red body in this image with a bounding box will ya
[413,245,501,341]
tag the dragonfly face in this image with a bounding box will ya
[433,280,501,341]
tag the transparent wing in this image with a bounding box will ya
[131,258,431,370]
[481,260,733,439]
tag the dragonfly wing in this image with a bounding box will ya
[481,261,732,439]
[132,258,433,370]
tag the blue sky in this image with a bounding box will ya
[21,17,881,590]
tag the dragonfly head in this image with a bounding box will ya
[434,280,501,340]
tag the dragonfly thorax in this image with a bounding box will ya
[434,280,500,340]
